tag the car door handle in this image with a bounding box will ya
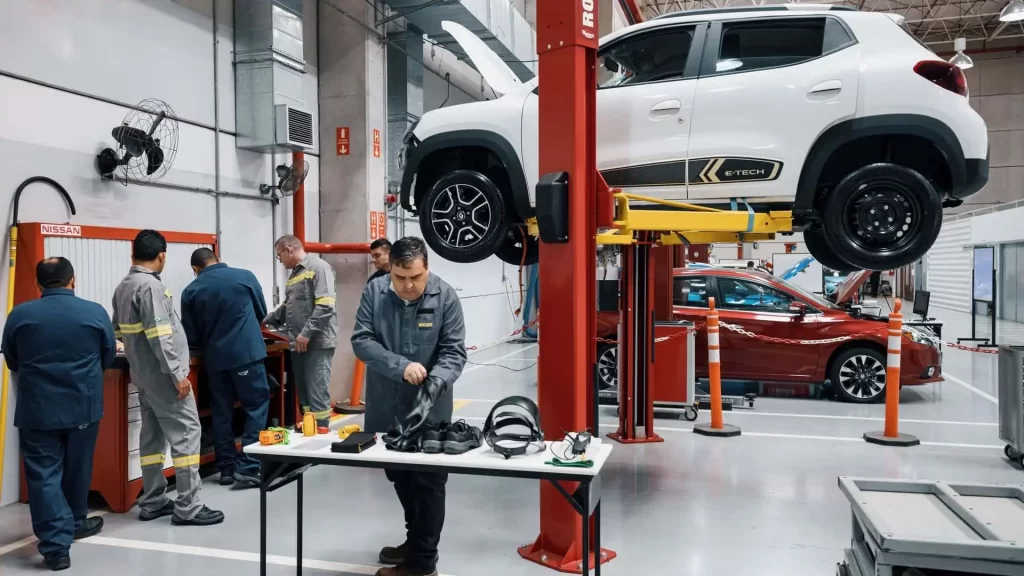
[808,80,843,97]
[650,100,682,118]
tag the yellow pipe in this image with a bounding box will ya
[0,225,16,502]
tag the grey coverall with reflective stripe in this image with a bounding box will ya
[264,255,337,425]
[112,265,204,520]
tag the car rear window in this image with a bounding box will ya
[716,16,854,74]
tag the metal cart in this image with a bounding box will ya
[836,477,1024,576]
[998,346,1024,466]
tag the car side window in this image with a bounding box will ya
[717,278,795,313]
[598,26,696,89]
[674,276,709,307]
[715,17,853,74]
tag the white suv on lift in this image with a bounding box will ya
[399,5,989,270]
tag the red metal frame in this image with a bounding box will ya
[518,1,616,572]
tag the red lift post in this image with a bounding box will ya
[518,1,616,573]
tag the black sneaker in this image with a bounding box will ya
[420,423,448,454]
[171,506,225,526]
[139,501,175,521]
[443,421,482,455]
[43,553,70,571]
[233,469,261,489]
[378,541,408,565]
[74,516,103,540]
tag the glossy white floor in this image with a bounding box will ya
[0,304,1019,576]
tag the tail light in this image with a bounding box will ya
[914,61,968,97]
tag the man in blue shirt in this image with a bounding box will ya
[2,257,116,571]
[180,248,269,488]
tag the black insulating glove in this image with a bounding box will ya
[383,416,421,452]
[401,375,449,439]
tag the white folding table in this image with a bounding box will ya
[245,435,614,575]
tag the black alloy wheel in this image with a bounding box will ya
[597,342,618,400]
[822,163,941,271]
[419,170,507,264]
[830,347,887,403]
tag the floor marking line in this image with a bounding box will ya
[456,417,1001,449]
[80,536,458,576]
[0,511,109,557]
[943,372,998,404]
[464,343,538,374]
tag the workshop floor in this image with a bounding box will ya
[1,306,1019,576]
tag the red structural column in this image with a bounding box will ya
[518,0,615,572]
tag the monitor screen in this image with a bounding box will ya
[913,290,930,316]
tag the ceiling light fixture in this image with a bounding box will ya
[949,37,974,69]
[1001,0,1024,22]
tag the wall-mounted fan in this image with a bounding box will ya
[96,98,179,184]
[260,161,309,198]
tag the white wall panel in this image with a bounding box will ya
[970,206,1024,246]
[927,219,973,313]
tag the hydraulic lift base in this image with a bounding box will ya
[606,432,664,444]
[863,431,920,447]
[693,423,742,437]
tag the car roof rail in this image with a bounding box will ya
[653,5,856,20]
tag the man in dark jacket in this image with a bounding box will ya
[352,236,467,576]
[2,257,116,571]
[180,248,269,488]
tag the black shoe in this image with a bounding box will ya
[171,506,225,526]
[378,542,409,565]
[139,501,175,521]
[43,553,70,571]
[73,516,103,540]
[443,420,482,454]
[420,423,448,454]
[219,471,235,486]
[233,469,261,488]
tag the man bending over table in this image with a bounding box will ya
[351,236,467,576]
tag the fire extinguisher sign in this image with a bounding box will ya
[369,211,386,240]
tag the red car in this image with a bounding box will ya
[596,268,942,403]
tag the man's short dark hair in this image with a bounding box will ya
[390,236,429,268]
[370,238,392,252]
[190,247,218,269]
[133,229,167,261]
[36,257,74,290]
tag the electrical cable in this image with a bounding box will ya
[466,359,538,372]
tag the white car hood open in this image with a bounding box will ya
[440,20,523,96]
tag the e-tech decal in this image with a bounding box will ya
[687,158,782,185]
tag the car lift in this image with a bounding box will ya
[524,2,796,573]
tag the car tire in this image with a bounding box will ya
[419,170,508,264]
[830,346,887,404]
[494,225,539,266]
[821,163,941,271]
[804,226,857,273]
[597,341,618,401]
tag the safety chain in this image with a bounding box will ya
[596,322,706,345]
[937,340,1000,354]
[718,322,881,346]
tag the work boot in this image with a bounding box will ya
[443,421,482,455]
[374,566,438,576]
[74,516,104,540]
[233,469,261,489]
[43,553,70,571]
[420,423,448,454]
[219,471,235,486]
[378,542,409,565]
[138,501,175,521]
[171,506,225,526]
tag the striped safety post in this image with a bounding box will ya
[864,299,920,447]
[694,297,741,438]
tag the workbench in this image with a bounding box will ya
[245,436,614,576]
[837,477,1024,576]
[18,339,291,513]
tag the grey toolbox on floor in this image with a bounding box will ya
[998,346,1024,466]
[836,477,1024,576]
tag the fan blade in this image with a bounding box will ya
[146,146,165,176]
[112,126,150,157]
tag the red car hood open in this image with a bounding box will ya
[834,270,871,304]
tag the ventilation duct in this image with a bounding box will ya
[234,0,313,152]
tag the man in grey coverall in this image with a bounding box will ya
[352,236,467,576]
[112,230,224,526]
[265,235,337,431]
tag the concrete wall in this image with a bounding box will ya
[0,0,322,505]
[956,52,1024,213]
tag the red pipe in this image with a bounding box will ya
[292,151,306,244]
